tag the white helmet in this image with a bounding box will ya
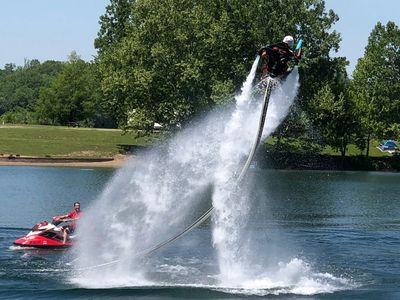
[283,35,294,48]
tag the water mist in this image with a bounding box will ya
[70,59,351,295]
[212,67,300,285]
[72,108,229,286]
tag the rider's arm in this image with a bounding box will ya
[286,50,301,65]
[59,211,73,219]
[292,54,300,65]
[258,47,267,57]
[293,48,303,62]
[258,44,274,56]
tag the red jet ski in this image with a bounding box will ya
[14,217,75,248]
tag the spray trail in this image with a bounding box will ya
[212,69,300,285]
[72,112,227,285]
[71,58,260,286]
[72,61,301,289]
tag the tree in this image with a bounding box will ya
[36,52,103,126]
[351,21,400,156]
[95,0,342,130]
[95,0,135,54]
[0,60,64,117]
[311,84,355,158]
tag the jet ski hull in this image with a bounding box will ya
[13,219,74,248]
[14,235,72,248]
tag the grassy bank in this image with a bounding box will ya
[0,124,158,158]
[261,137,400,171]
[1,124,397,171]
[264,136,392,157]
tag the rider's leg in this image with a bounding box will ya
[63,228,69,244]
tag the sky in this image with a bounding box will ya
[325,0,399,74]
[0,0,109,67]
[0,0,399,75]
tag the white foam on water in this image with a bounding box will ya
[71,258,356,295]
[213,258,357,296]
[70,271,152,289]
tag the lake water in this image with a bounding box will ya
[0,166,399,299]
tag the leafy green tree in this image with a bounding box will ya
[36,52,103,126]
[0,107,36,124]
[95,0,342,130]
[351,21,400,156]
[95,0,135,54]
[3,63,16,74]
[311,84,355,157]
[0,60,64,117]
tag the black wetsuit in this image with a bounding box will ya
[258,42,296,77]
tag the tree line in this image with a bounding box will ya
[0,0,399,157]
[0,52,114,128]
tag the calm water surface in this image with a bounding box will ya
[0,166,399,299]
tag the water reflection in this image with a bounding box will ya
[246,170,400,230]
[0,166,114,228]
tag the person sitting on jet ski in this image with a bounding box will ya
[258,35,302,79]
[56,201,82,244]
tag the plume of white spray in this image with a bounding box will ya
[71,60,258,285]
[212,67,300,285]
[72,109,229,286]
[71,58,299,289]
[264,68,300,137]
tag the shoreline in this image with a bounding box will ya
[1,152,399,172]
[0,155,129,169]
[258,151,400,172]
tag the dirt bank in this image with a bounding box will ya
[0,154,129,169]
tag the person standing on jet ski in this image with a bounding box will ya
[258,35,302,78]
[56,201,82,244]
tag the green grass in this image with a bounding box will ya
[0,124,159,157]
[0,124,394,159]
[321,142,392,157]
[265,136,392,157]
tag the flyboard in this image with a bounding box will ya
[77,38,302,270]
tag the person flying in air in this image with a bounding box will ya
[258,35,302,79]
